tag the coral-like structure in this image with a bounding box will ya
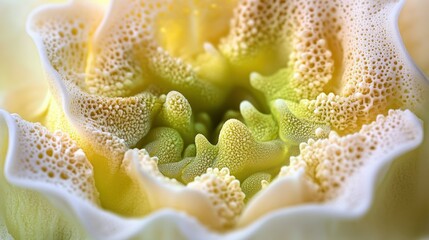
[0,0,428,239]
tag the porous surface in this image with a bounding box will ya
[10,114,98,203]
[21,0,429,235]
[280,109,422,201]
[29,2,161,162]
[124,149,245,229]
[188,168,245,228]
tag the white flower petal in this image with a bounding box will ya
[0,110,93,239]
[27,0,162,164]
[238,109,423,227]
[123,149,245,230]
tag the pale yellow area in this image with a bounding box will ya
[0,112,87,239]
[0,0,428,238]
[0,0,62,121]
[0,0,108,118]
[0,0,64,89]
[399,0,429,77]
[44,98,152,217]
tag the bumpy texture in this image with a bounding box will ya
[123,149,245,230]
[221,0,426,133]
[0,0,426,238]
[239,109,423,226]
[29,1,162,163]
[188,168,245,228]
[280,109,422,201]
[9,114,99,203]
[87,0,228,110]
[27,0,428,184]
[122,148,179,185]
[0,110,96,239]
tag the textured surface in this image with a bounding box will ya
[0,0,427,239]
[123,149,245,230]
[28,1,161,163]
[9,114,98,202]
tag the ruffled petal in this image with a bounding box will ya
[0,110,208,239]
[226,0,428,133]
[1,108,425,239]
[0,110,96,239]
[14,0,429,238]
[122,149,245,230]
[86,0,232,110]
[239,109,423,226]
[27,0,162,164]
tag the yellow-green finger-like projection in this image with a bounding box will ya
[156,91,196,143]
[271,99,330,145]
[240,101,278,142]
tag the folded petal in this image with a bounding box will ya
[0,110,97,239]
[122,149,245,230]
[86,0,231,110]
[236,109,424,236]
[0,109,212,240]
[223,0,428,133]
[27,0,163,165]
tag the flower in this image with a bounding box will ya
[0,0,428,239]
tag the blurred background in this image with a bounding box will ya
[0,0,107,118]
